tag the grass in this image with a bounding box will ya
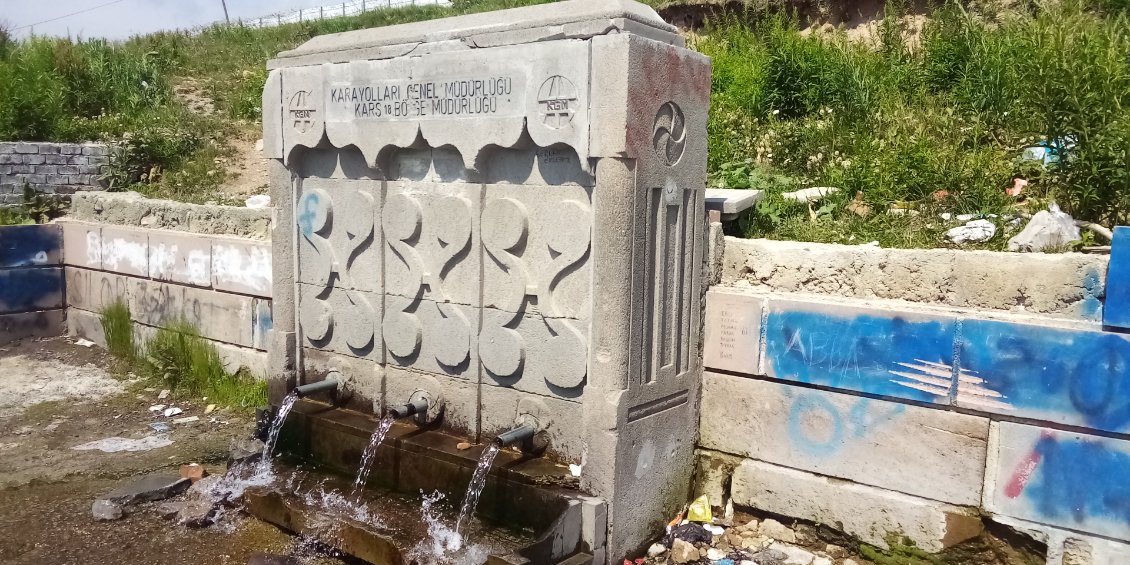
[698,0,1130,248]
[99,300,267,410]
[1,0,1128,247]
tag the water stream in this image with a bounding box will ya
[258,391,298,474]
[349,414,395,502]
[454,443,500,538]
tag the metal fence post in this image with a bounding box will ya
[320,6,324,19]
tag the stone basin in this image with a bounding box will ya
[248,399,602,564]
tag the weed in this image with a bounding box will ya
[143,321,266,409]
[100,300,137,362]
[98,301,265,410]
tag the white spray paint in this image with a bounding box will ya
[212,243,272,294]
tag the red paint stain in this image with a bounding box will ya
[1004,431,1055,498]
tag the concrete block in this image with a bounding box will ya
[703,289,764,374]
[60,145,81,155]
[0,268,64,313]
[86,270,131,312]
[14,143,39,154]
[46,154,68,165]
[0,224,61,267]
[704,188,764,221]
[958,318,1130,434]
[722,238,1107,322]
[129,278,256,347]
[148,231,211,287]
[302,347,381,414]
[58,165,81,175]
[692,449,744,505]
[38,144,60,155]
[480,183,592,319]
[299,283,382,362]
[213,341,269,378]
[762,297,958,404]
[295,179,380,294]
[24,154,45,166]
[1103,226,1130,329]
[383,294,472,376]
[479,384,584,459]
[985,421,1130,542]
[0,143,13,154]
[67,306,105,345]
[383,364,476,432]
[701,372,988,505]
[211,238,272,296]
[383,181,481,304]
[99,226,149,276]
[0,309,65,345]
[252,298,273,351]
[480,307,588,398]
[732,458,982,553]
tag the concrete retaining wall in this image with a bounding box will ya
[69,191,272,240]
[0,142,111,204]
[696,235,1130,565]
[61,219,273,375]
[0,225,65,344]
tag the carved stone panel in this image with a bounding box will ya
[480,184,592,397]
[296,178,383,360]
[383,182,480,307]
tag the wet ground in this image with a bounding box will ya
[0,336,335,565]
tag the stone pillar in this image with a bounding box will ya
[263,1,710,561]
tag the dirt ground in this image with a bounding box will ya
[0,336,318,565]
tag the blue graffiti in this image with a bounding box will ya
[787,393,906,456]
[0,268,63,314]
[1105,226,1130,328]
[0,225,60,268]
[297,192,321,237]
[1022,433,1130,526]
[764,308,956,403]
[1080,267,1103,321]
[961,319,1130,434]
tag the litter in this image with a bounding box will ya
[173,416,200,424]
[149,404,166,412]
[74,338,95,347]
[945,219,997,244]
[164,407,183,417]
[687,494,713,523]
[149,422,171,433]
[666,522,712,546]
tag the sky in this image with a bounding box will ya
[4,0,345,40]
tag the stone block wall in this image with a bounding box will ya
[0,224,65,344]
[60,219,274,375]
[0,142,111,204]
[697,236,1130,565]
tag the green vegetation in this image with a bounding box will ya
[699,0,1130,247]
[100,299,137,360]
[1,0,1127,248]
[98,300,266,409]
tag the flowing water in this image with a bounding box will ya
[454,443,501,538]
[350,415,395,502]
[258,391,299,474]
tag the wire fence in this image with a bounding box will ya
[244,0,451,28]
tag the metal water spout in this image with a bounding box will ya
[388,397,430,419]
[494,423,537,448]
[387,390,443,425]
[294,378,339,398]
